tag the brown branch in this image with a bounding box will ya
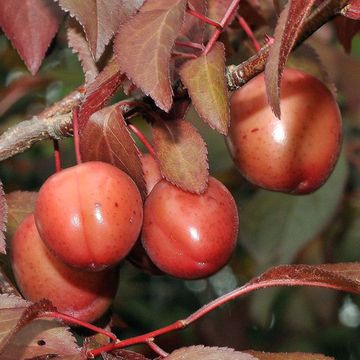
[0,0,348,162]
[226,0,348,89]
[0,90,83,161]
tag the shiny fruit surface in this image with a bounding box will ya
[226,68,342,194]
[142,178,239,279]
[11,214,117,323]
[35,161,143,270]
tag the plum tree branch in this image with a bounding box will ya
[0,0,348,162]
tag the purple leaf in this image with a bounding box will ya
[114,0,187,112]
[67,19,98,84]
[249,263,360,295]
[179,0,207,43]
[335,15,360,53]
[80,105,146,198]
[78,59,124,130]
[57,0,145,60]
[0,0,63,74]
[264,0,317,118]
[152,118,209,194]
[180,42,230,134]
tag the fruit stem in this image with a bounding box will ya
[128,123,156,157]
[88,274,357,358]
[147,339,169,357]
[236,14,261,52]
[39,311,117,341]
[175,40,205,51]
[171,51,198,59]
[72,107,82,165]
[203,0,241,55]
[53,139,62,173]
[186,4,222,29]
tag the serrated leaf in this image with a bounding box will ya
[114,0,187,112]
[57,0,145,60]
[103,349,149,360]
[166,345,257,360]
[335,15,360,53]
[0,0,63,74]
[180,42,230,134]
[180,0,207,43]
[152,118,209,194]
[240,151,347,268]
[2,318,80,360]
[0,266,19,297]
[78,59,124,129]
[0,297,54,354]
[67,19,98,84]
[246,351,333,360]
[80,105,146,198]
[0,297,79,360]
[5,191,37,241]
[265,0,317,118]
[343,0,360,19]
[250,262,360,295]
[0,181,6,254]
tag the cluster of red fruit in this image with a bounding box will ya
[9,68,342,324]
[10,156,238,323]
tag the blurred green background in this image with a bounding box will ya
[1,18,360,360]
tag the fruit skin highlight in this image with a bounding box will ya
[226,68,342,194]
[142,178,239,280]
[11,214,117,323]
[35,161,143,270]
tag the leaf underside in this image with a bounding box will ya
[114,0,187,112]
[180,42,230,134]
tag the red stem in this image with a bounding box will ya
[72,107,82,164]
[186,5,222,29]
[38,311,117,341]
[128,123,156,157]
[171,51,198,59]
[53,139,62,172]
[236,14,261,52]
[147,339,169,358]
[175,40,205,51]
[88,277,354,358]
[203,0,242,55]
